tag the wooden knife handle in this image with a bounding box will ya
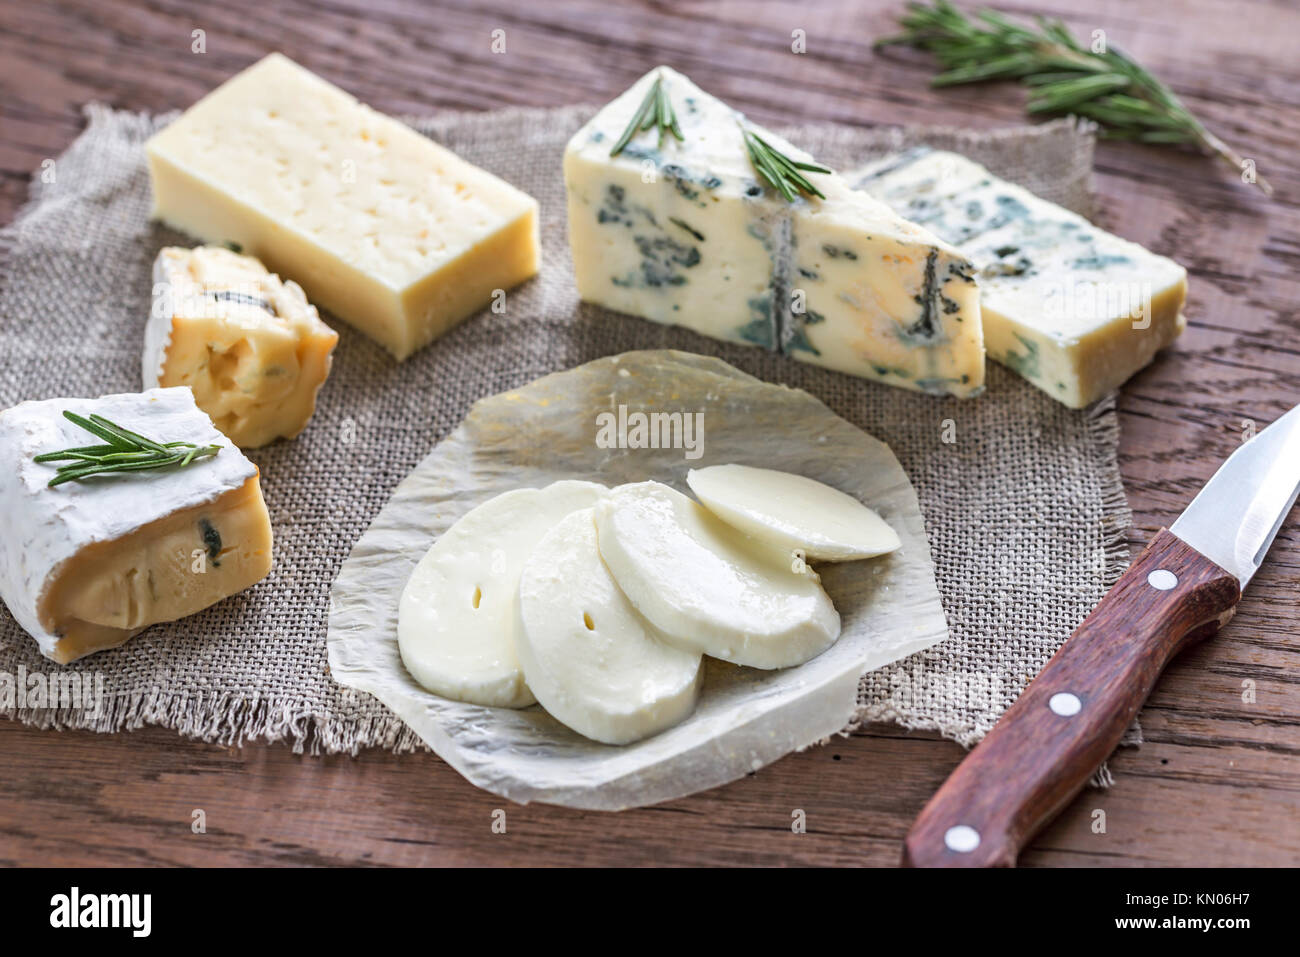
[901,529,1240,868]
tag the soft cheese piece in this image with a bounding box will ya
[594,481,840,669]
[0,388,273,663]
[145,246,338,447]
[517,507,702,744]
[564,67,984,397]
[853,148,1188,407]
[687,464,900,561]
[398,481,607,709]
[146,53,541,360]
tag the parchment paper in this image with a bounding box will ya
[327,350,948,809]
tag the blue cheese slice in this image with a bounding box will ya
[0,388,273,663]
[853,148,1187,407]
[564,67,984,397]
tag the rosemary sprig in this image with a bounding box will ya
[877,0,1271,195]
[34,411,221,488]
[741,126,833,202]
[610,72,684,157]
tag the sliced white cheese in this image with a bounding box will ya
[594,481,840,669]
[0,387,273,663]
[853,148,1187,407]
[687,464,900,561]
[145,53,541,360]
[564,67,984,397]
[146,245,338,448]
[516,507,702,745]
[398,481,606,708]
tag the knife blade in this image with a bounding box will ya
[902,404,1300,868]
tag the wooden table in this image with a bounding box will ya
[1,0,1296,867]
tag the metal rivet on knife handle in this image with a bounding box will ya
[944,825,981,853]
[1048,692,1082,716]
[1147,569,1179,590]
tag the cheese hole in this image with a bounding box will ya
[582,612,595,631]
[471,586,482,609]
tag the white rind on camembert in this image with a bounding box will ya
[564,67,985,397]
[145,53,541,361]
[853,148,1188,407]
[0,388,273,663]
[146,245,338,448]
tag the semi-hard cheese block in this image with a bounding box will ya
[853,148,1187,407]
[0,388,273,663]
[146,53,541,360]
[564,67,984,397]
[146,246,338,448]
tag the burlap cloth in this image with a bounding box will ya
[0,105,1134,763]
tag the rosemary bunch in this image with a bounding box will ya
[610,72,684,157]
[877,0,1270,195]
[35,411,221,487]
[741,127,832,201]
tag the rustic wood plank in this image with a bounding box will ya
[0,0,1297,866]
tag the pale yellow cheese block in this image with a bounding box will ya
[146,246,339,448]
[145,53,541,360]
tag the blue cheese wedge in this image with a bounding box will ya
[564,67,984,397]
[853,148,1188,407]
[146,246,338,448]
[0,388,273,663]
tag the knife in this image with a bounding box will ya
[902,404,1300,867]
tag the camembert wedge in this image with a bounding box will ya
[146,53,541,360]
[146,245,338,448]
[564,67,984,397]
[0,388,273,663]
[853,148,1188,407]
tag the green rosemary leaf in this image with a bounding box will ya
[1023,71,1093,87]
[1136,129,1202,144]
[32,444,120,462]
[610,73,685,157]
[86,413,168,453]
[932,51,1039,86]
[60,411,135,451]
[878,0,1271,195]
[741,128,831,202]
[1026,74,1131,112]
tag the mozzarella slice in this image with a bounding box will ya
[516,508,702,744]
[687,464,901,561]
[594,481,841,669]
[398,481,606,708]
